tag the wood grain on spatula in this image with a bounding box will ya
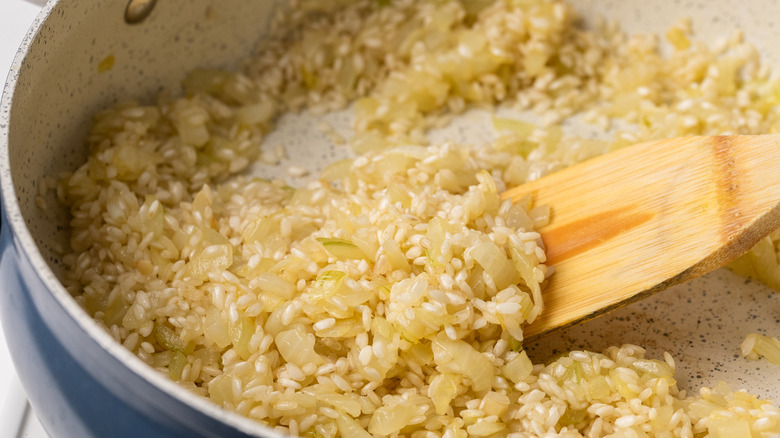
[502,135,780,339]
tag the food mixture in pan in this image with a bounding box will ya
[57,0,780,436]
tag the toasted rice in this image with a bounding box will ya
[59,0,780,436]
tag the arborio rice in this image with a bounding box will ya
[58,0,780,436]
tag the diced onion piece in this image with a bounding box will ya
[609,368,639,399]
[321,159,354,183]
[368,398,418,436]
[729,237,780,290]
[307,270,347,302]
[204,307,231,349]
[509,246,543,322]
[426,217,447,267]
[587,375,611,400]
[651,405,674,430]
[479,391,510,417]
[320,394,363,418]
[432,334,494,392]
[112,143,161,181]
[387,185,412,208]
[466,419,505,437]
[666,26,691,50]
[470,238,519,291]
[236,101,276,125]
[372,317,395,339]
[503,351,533,384]
[317,237,368,260]
[492,117,536,137]
[336,412,371,438]
[315,318,365,338]
[505,203,535,231]
[688,399,722,418]
[242,216,279,243]
[253,273,296,300]
[169,351,187,381]
[741,333,780,364]
[182,68,230,95]
[529,205,551,227]
[631,359,675,378]
[141,195,165,237]
[428,373,462,415]
[707,418,752,438]
[561,360,583,384]
[103,297,130,327]
[351,231,379,262]
[186,243,233,284]
[558,406,587,426]
[155,324,185,352]
[383,238,411,272]
[208,373,238,406]
[275,326,323,367]
[476,171,500,216]
[173,105,210,147]
[230,316,254,361]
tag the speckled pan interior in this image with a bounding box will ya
[3,0,779,417]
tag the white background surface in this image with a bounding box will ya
[1,1,49,436]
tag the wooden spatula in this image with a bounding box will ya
[502,134,780,339]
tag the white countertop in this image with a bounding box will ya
[1,2,50,436]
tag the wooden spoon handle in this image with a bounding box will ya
[502,134,780,339]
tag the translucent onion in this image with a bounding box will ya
[707,418,752,438]
[185,243,233,284]
[428,373,462,415]
[741,333,780,364]
[275,326,324,367]
[470,238,519,291]
[432,334,494,392]
[336,412,371,438]
[316,237,369,260]
[203,307,231,349]
[503,351,533,384]
[368,398,418,436]
[382,238,411,272]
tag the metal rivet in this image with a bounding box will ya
[125,0,157,25]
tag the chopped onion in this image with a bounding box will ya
[587,375,611,400]
[275,326,324,367]
[204,307,231,349]
[230,316,254,361]
[631,359,674,378]
[382,238,411,272]
[208,373,238,407]
[155,324,185,352]
[253,273,296,300]
[428,373,462,415]
[503,351,533,384]
[432,334,494,392]
[169,351,187,381]
[185,243,233,284]
[336,412,371,438]
[470,238,519,291]
[320,159,354,183]
[317,237,369,260]
[707,418,752,438]
[368,398,418,436]
[741,333,780,364]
